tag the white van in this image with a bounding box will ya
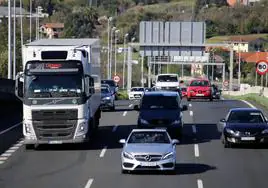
[154,74,180,91]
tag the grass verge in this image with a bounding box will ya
[223,93,268,110]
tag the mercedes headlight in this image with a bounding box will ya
[162,152,174,160]
[140,119,149,124]
[261,129,268,134]
[123,152,134,159]
[226,128,239,136]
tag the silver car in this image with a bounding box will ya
[119,129,179,173]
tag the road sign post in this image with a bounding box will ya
[113,75,120,83]
[256,60,268,75]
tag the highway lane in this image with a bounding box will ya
[0,99,268,188]
[190,99,268,188]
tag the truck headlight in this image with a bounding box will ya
[76,122,88,137]
[162,152,174,160]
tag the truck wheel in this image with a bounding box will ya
[25,144,34,150]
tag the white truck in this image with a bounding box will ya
[154,74,180,91]
[15,39,101,149]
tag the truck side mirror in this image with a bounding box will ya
[15,72,24,100]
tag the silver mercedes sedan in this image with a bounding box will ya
[119,129,179,173]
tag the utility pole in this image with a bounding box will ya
[114,29,120,76]
[8,0,12,79]
[123,33,129,89]
[229,45,234,91]
[20,0,24,49]
[107,17,112,79]
[29,0,32,42]
[13,0,16,80]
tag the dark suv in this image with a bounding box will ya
[134,91,188,139]
[101,79,118,99]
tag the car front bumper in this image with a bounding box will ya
[121,157,176,171]
[224,134,268,144]
[100,99,114,108]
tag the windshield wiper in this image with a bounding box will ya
[32,91,52,98]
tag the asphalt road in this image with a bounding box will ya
[0,98,268,188]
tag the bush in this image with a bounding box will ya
[117,90,129,100]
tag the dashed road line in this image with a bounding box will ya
[241,100,256,109]
[0,122,22,135]
[99,146,107,158]
[192,125,197,134]
[194,144,199,157]
[112,125,118,132]
[0,139,25,165]
[123,111,127,116]
[189,103,192,107]
[129,104,133,108]
[197,179,203,188]
[189,111,193,116]
[84,178,94,188]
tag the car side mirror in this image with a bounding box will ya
[134,105,139,111]
[182,105,188,111]
[172,139,179,145]
[15,72,24,100]
[265,117,268,122]
[220,118,226,123]
[119,139,126,144]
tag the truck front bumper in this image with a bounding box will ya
[24,135,89,144]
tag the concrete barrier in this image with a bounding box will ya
[223,86,268,97]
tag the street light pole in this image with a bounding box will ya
[107,17,112,79]
[110,27,116,79]
[13,0,16,80]
[8,0,12,79]
[20,0,24,48]
[123,33,129,89]
[29,0,32,42]
[114,29,120,76]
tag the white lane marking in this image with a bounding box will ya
[5,149,16,153]
[123,111,127,116]
[241,100,256,109]
[197,179,203,188]
[0,161,4,164]
[192,125,197,133]
[10,146,20,150]
[1,153,12,157]
[189,103,192,107]
[129,104,133,108]
[0,156,8,160]
[14,143,23,147]
[189,111,193,116]
[84,178,94,188]
[99,146,107,158]
[112,125,118,132]
[194,144,199,157]
[0,122,22,135]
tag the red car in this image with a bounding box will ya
[187,79,213,101]
[180,87,187,97]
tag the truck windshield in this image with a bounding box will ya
[157,75,178,82]
[25,74,84,98]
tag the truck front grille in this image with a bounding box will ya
[32,109,78,140]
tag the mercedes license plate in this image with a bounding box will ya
[241,137,255,141]
[49,140,63,144]
[140,162,157,166]
[196,94,204,96]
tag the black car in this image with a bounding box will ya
[134,91,188,139]
[100,84,115,111]
[219,108,268,148]
[101,79,118,99]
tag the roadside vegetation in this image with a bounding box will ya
[117,90,129,100]
[224,94,268,110]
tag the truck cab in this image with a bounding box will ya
[15,39,101,149]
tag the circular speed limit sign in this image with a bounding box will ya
[256,60,268,75]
